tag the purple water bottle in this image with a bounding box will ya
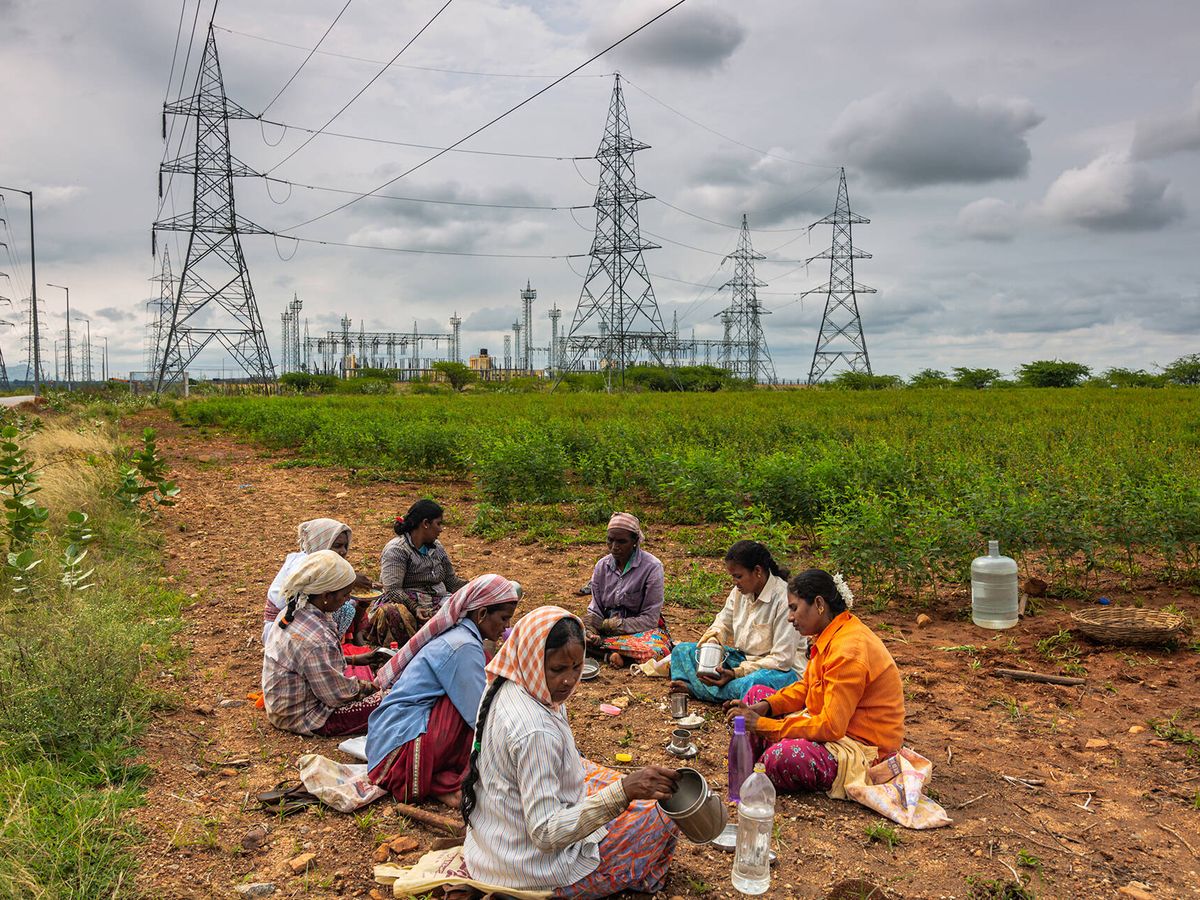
[727,715,754,803]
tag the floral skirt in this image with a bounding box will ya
[595,617,672,663]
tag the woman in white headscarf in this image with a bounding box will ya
[261,550,382,736]
[261,518,375,645]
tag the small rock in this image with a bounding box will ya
[670,895,686,900]
[218,767,238,777]
[1084,738,1111,750]
[1128,725,1146,735]
[287,852,316,874]
[389,836,419,854]
[234,884,276,898]
[334,491,349,498]
[194,704,215,717]
[369,891,387,900]
[916,614,932,627]
[235,587,248,594]
[1118,883,1156,900]
[240,825,269,852]
[219,699,246,709]
[372,844,391,863]
[1148,739,1171,748]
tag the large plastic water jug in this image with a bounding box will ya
[971,540,1018,629]
[731,764,775,895]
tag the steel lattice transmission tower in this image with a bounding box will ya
[560,75,672,388]
[279,293,302,373]
[145,247,175,378]
[804,167,874,383]
[152,25,275,390]
[718,214,775,383]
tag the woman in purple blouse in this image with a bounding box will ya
[582,513,672,667]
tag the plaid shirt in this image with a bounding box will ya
[379,535,467,596]
[262,605,362,735]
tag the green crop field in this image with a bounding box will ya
[175,388,1200,598]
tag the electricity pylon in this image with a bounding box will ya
[560,75,672,389]
[804,167,875,383]
[152,24,274,389]
[718,214,775,384]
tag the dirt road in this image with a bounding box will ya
[134,411,1200,899]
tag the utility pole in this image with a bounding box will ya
[103,336,108,382]
[153,25,275,390]
[449,313,462,363]
[547,304,561,374]
[0,185,41,395]
[560,75,672,389]
[805,167,875,383]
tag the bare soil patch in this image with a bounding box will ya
[132,411,1200,900]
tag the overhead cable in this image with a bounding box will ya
[266,0,457,175]
[259,0,355,116]
[277,0,694,233]
[257,116,593,160]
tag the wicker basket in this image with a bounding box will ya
[1070,607,1190,647]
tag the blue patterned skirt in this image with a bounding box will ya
[669,641,798,703]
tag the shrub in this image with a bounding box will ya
[473,433,567,503]
[1018,360,1091,388]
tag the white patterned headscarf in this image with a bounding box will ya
[276,550,356,628]
[298,518,351,554]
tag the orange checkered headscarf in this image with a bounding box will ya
[486,605,581,710]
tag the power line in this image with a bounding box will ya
[257,116,594,160]
[259,0,354,116]
[214,24,614,80]
[621,77,841,171]
[651,195,826,233]
[270,232,589,260]
[277,0,694,234]
[265,0,457,175]
[261,175,591,211]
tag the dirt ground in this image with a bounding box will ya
[131,410,1200,900]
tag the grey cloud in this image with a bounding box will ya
[1131,85,1200,160]
[828,89,1043,188]
[957,198,1019,242]
[677,152,839,228]
[1041,153,1184,232]
[592,2,744,71]
[94,306,137,322]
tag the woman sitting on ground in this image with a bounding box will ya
[262,518,374,646]
[262,550,382,737]
[364,499,468,647]
[461,606,680,899]
[724,569,904,794]
[669,540,805,704]
[582,512,671,668]
[364,574,520,810]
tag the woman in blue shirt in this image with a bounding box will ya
[366,574,519,809]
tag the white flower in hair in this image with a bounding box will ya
[832,573,855,609]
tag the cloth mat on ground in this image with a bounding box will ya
[375,845,550,899]
[337,735,368,761]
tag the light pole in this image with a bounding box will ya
[53,339,59,382]
[0,185,41,396]
[46,282,71,390]
[103,336,108,382]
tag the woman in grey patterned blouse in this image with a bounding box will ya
[363,498,468,647]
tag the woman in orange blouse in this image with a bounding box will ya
[724,568,904,793]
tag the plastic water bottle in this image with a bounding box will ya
[971,540,1019,629]
[727,716,754,803]
[731,763,775,895]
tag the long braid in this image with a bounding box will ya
[461,676,506,828]
[279,595,305,629]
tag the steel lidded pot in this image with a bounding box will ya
[657,767,727,843]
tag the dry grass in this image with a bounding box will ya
[24,419,119,525]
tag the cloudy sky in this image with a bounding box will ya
[1,0,1198,381]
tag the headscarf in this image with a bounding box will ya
[297,518,351,554]
[606,512,644,544]
[374,574,520,690]
[277,549,356,628]
[486,605,581,710]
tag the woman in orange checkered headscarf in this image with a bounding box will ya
[460,606,681,898]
